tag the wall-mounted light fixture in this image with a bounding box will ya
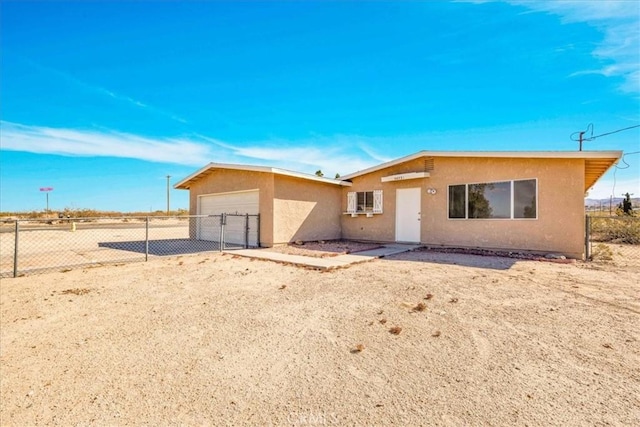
[426,188,437,195]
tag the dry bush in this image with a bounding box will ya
[412,302,427,312]
[590,217,640,245]
[389,326,402,335]
[591,243,614,261]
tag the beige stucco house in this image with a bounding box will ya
[175,150,621,259]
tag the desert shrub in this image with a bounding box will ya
[591,243,613,261]
[590,217,640,245]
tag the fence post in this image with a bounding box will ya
[245,214,249,249]
[219,214,225,252]
[584,214,591,260]
[145,217,149,261]
[256,214,261,247]
[13,220,19,278]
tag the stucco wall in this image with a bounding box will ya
[187,169,344,247]
[341,158,425,242]
[273,176,343,244]
[341,156,586,258]
[187,169,275,246]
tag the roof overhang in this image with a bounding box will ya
[174,163,353,190]
[340,150,622,192]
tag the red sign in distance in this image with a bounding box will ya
[39,187,54,191]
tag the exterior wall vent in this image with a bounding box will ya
[424,157,435,172]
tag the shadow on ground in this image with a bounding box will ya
[383,248,521,270]
[98,238,231,256]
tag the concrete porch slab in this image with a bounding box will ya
[226,244,420,270]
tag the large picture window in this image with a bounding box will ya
[448,179,537,219]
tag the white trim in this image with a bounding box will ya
[345,190,384,215]
[347,192,357,214]
[175,163,353,189]
[340,150,622,180]
[447,178,538,220]
[381,171,430,182]
[373,190,383,213]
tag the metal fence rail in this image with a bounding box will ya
[0,214,259,278]
[585,214,640,264]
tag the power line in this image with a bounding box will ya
[571,123,639,151]
[588,124,640,140]
[612,150,639,198]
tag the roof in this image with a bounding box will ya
[174,162,352,190]
[339,150,623,192]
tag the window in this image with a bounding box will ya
[358,191,374,212]
[448,179,537,219]
[514,179,537,218]
[448,185,465,219]
[347,190,383,214]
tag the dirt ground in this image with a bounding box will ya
[1,246,638,426]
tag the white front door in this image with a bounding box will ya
[395,188,421,243]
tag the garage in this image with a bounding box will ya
[197,190,259,245]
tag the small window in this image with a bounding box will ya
[347,191,383,214]
[357,191,374,212]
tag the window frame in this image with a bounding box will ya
[447,178,538,220]
[347,190,383,215]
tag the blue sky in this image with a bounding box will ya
[1,0,638,212]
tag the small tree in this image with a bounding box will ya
[617,192,634,216]
[335,173,341,179]
[315,170,324,177]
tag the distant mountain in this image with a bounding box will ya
[585,197,640,207]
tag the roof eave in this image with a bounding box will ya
[174,163,352,190]
[341,150,623,180]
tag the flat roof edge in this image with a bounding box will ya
[174,162,352,189]
[340,150,623,179]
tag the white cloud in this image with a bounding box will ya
[21,56,190,124]
[505,0,640,93]
[461,1,640,93]
[0,121,381,177]
[1,122,213,166]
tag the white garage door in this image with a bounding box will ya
[197,190,259,245]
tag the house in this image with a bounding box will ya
[174,150,622,259]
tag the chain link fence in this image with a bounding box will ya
[586,215,640,266]
[0,214,259,278]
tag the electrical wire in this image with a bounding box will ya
[589,124,640,140]
[611,150,640,199]
[571,124,639,142]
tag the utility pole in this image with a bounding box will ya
[166,175,171,215]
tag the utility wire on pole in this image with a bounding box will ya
[571,123,639,150]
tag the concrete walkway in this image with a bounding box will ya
[227,244,421,270]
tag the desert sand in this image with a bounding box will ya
[1,246,638,426]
